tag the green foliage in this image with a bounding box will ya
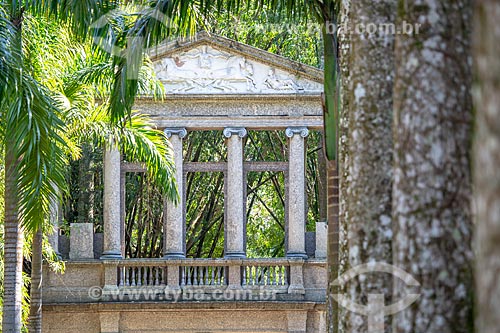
[124,173,164,258]
[186,171,225,258]
[209,3,323,67]
[246,171,285,258]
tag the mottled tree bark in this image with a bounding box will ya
[393,1,474,332]
[2,139,24,333]
[342,1,395,332]
[327,160,340,333]
[28,230,43,333]
[473,1,500,332]
[332,1,351,332]
[2,21,24,333]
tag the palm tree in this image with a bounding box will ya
[0,1,200,331]
[392,1,474,332]
[0,27,68,333]
[20,16,181,330]
[2,0,339,331]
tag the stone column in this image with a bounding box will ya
[223,127,247,258]
[164,128,187,258]
[285,127,309,258]
[69,223,94,259]
[315,221,327,258]
[48,194,61,258]
[101,145,122,259]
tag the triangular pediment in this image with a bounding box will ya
[149,32,323,95]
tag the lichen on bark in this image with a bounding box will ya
[342,1,396,332]
[392,1,474,332]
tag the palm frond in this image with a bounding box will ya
[28,0,118,40]
[66,104,177,202]
[7,74,68,232]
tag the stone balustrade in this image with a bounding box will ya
[42,258,326,304]
[99,258,307,300]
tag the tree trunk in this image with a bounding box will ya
[473,1,500,332]
[343,1,395,332]
[2,142,24,333]
[3,15,24,331]
[327,1,350,331]
[326,159,339,333]
[28,230,43,333]
[392,1,474,332]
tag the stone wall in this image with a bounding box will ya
[43,303,325,333]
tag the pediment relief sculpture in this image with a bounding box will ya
[153,44,322,94]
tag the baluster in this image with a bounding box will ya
[266,266,270,285]
[137,267,142,286]
[199,266,204,286]
[194,266,199,285]
[251,266,255,285]
[131,267,136,286]
[118,267,123,286]
[186,266,193,286]
[154,267,159,286]
[125,267,130,286]
[180,267,186,286]
[284,266,289,285]
[211,267,215,285]
[219,267,224,285]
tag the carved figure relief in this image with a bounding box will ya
[153,44,322,94]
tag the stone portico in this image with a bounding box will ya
[43,33,327,333]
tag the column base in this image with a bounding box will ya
[224,252,246,259]
[163,253,185,259]
[100,251,122,259]
[286,252,308,259]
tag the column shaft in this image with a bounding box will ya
[286,127,308,258]
[224,128,247,258]
[101,145,122,259]
[48,194,60,257]
[164,128,187,258]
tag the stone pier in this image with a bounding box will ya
[164,128,187,258]
[286,127,309,258]
[101,144,122,259]
[223,127,247,258]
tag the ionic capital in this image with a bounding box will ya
[223,127,247,138]
[164,128,187,139]
[285,127,309,138]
